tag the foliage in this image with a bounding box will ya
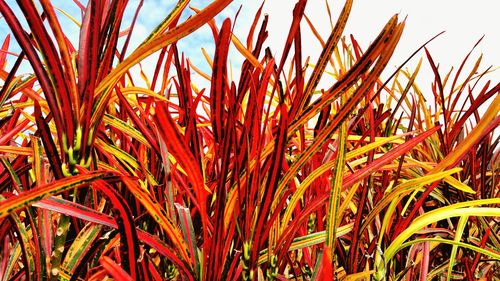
[0,0,498,280]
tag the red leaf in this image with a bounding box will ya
[100,256,133,281]
[316,246,334,280]
[0,34,10,69]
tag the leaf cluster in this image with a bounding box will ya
[0,0,498,280]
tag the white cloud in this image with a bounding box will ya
[251,0,499,95]
[121,0,499,105]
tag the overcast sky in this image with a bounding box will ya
[1,0,498,94]
[265,0,500,89]
[211,0,500,92]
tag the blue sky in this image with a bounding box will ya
[0,0,258,86]
[1,0,498,92]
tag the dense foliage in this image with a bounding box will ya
[0,0,498,280]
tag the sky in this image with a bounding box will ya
[252,0,500,93]
[1,0,499,97]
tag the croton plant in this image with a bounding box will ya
[0,0,498,280]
